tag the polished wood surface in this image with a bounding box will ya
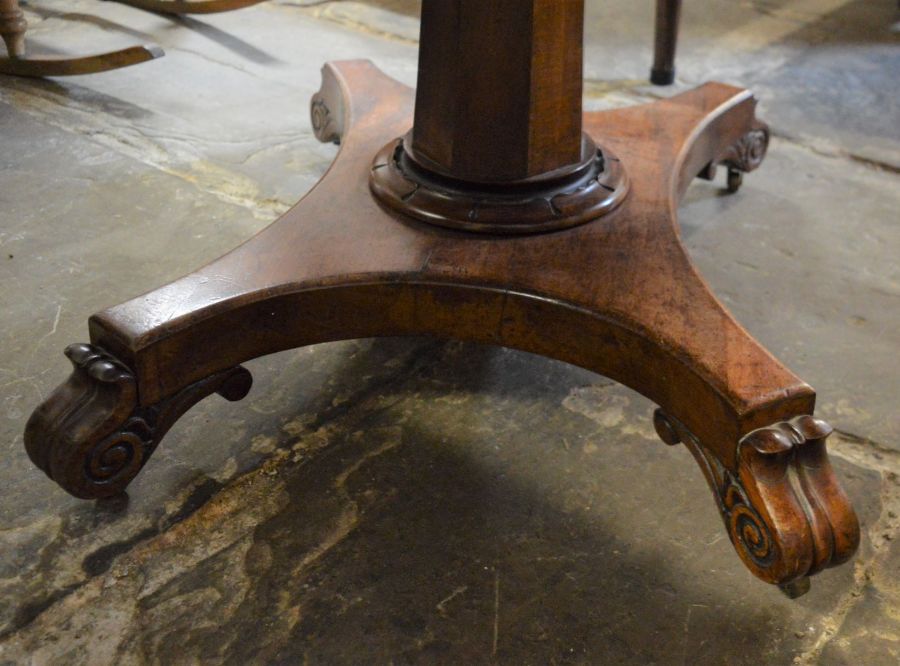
[372,0,628,234]
[413,0,585,183]
[23,0,858,597]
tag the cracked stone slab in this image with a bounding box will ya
[816,533,900,664]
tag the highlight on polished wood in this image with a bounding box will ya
[23,0,859,598]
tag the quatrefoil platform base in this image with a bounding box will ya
[24,61,859,596]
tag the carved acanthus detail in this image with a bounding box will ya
[719,126,769,175]
[653,409,859,596]
[698,123,770,192]
[24,344,252,499]
[311,97,340,144]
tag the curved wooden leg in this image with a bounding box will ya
[654,410,859,596]
[697,122,770,193]
[0,45,164,77]
[106,0,268,15]
[23,61,858,593]
[651,0,682,85]
[0,0,164,77]
[24,344,251,499]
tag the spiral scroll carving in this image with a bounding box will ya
[724,486,774,568]
[698,123,771,192]
[719,127,769,174]
[24,344,253,499]
[653,409,859,594]
[311,98,339,144]
[83,409,160,487]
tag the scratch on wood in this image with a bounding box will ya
[436,586,467,615]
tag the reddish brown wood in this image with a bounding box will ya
[25,345,251,499]
[23,0,858,598]
[372,0,629,234]
[412,0,585,183]
[369,137,630,235]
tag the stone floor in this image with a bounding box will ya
[0,0,898,663]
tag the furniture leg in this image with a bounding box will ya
[0,0,26,57]
[106,0,268,15]
[651,0,682,85]
[0,0,163,77]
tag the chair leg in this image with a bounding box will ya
[0,0,163,77]
[651,0,682,85]
[0,0,26,58]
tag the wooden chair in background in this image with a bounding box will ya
[652,0,682,84]
[0,0,266,76]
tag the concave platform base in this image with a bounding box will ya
[24,61,859,595]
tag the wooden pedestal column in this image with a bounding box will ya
[371,0,628,234]
[24,0,858,599]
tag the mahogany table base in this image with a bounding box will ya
[24,61,859,596]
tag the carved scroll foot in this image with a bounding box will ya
[698,123,770,193]
[310,63,345,145]
[24,344,252,499]
[653,409,859,595]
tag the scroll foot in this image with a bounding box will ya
[698,124,770,193]
[311,63,345,145]
[653,409,859,593]
[24,344,252,499]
